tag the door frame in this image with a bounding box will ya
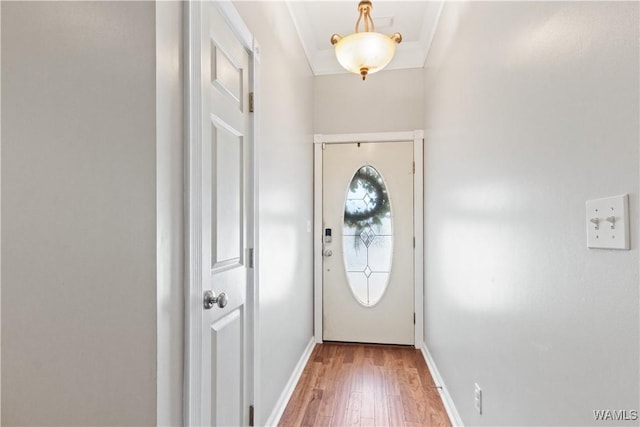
[313,130,424,348]
[184,2,261,425]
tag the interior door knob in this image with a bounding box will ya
[204,290,228,309]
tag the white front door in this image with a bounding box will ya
[190,2,251,425]
[322,142,414,345]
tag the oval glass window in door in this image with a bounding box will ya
[342,165,393,307]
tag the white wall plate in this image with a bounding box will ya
[586,194,630,250]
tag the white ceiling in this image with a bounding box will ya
[286,1,444,76]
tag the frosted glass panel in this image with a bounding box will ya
[343,241,367,272]
[368,273,389,306]
[367,236,392,271]
[343,165,393,306]
[346,272,368,306]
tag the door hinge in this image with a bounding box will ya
[248,248,254,268]
[413,161,416,174]
[249,405,255,426]
[249,92,254,113]
[413,237,415,248]
[414,313,416,324]
[322,143,326,150]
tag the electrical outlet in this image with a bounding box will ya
[474,383,482,415]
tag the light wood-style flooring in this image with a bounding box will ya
[278,343,451,427]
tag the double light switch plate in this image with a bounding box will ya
[586,194,630,250]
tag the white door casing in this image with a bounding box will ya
[313,131,424,348]
[322,142,414,345]
[185,2,259,426]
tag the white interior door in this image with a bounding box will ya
[199,2,250,425]
[323,142,414,345]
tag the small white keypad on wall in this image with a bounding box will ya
[586,194,630,250]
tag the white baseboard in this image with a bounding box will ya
[420,342,465,427]
[264,337,316,427]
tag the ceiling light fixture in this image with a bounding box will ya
[330,0,402,81]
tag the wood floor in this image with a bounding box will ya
[278,343,451,427]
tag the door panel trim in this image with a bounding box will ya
[185,2,260,425]
[313,130,425,348]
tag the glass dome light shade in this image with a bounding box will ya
[334,32,397,79]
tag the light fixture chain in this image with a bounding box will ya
[367,9,374,32]
[355,8,364,33]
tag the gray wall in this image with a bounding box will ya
[1,2,157,425]
[314,68,424,134]
[0,1,3,417]
[234,2,315,425]
[156,2,183,426]
[423,2,639,426]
